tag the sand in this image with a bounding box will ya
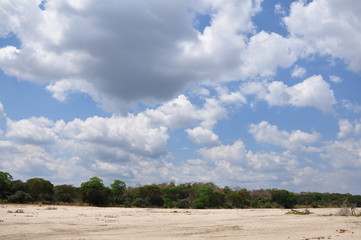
[0,205,360,240]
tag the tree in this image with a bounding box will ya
[110,180,126,204]
[8,191,33,203]
[271,189,297,209]
[225,189,251,208]
[25,178,54,202]
[11,180,26,194]
[135,185,164,207]
[54,185,79,203]
[0,171,13,200]
[80,177,110,206]
[192,185,214,209]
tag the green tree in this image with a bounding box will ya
[225,188,251,208]
[54,185,79,203]
[25,178,54,202]
[11,180,26,194]
[0,171,13,200]
[110,180,126,205]
[135,185,164,207]
[8,191,33,203]
[192,185,214,209]
[271,189,297,209]
[80,177,110,206]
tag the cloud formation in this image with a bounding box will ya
[0,0,323,112]
[241,75,336,112]
[249,121,321,150]
[0,102,5,117]
[284,0,361,72]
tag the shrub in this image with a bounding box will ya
[176,199,190,209]
[8,191,33,203]
[311,202,319,208]
[132,198,149,207]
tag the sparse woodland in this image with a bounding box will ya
[1,171,360,209]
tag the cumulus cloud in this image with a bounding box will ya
[337,119,361,138]
[0,94,230,184]
[144,95,227,129]
[241,75,336,112]
[321,139,361,169]
[197,140,298,186]
[186,127,221,147]
[341,100,361,114]
[284,0,361,72]
[249,121,321,150]
[0,102,5,117]
[5,113,169,162]
[291,65,306,78]
[329,75,342,83]
[216,86,247,106]
[6,117,59,145]
[274,3,286,15]
[0,0,250,111]
[0,0,312,112]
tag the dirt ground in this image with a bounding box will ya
[0,205,360,240]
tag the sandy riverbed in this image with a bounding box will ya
[0,205,360,240]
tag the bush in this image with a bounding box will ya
[176,199,190,209]
[132,198,149,207]
[163,198,172,208]
[311,202,319,208]
[8,191,33,203]
[271,189,297,209]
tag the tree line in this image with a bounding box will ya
[1,171,360,209]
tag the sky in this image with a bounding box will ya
[0,0,361,194]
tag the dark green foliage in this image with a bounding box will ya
[11,180,26,194]
[2,170,361,209]
[132,197,149,207]
[8,191,33,203]
[0,171,13,200]
[311,202,318,208]
[224,188,251,208]
[176,199,190,208]
[192,185,212,208]
[25,178,54,202]
[163,198,172,208]
[271,189,297,209]
[54,185,79,203]
[135,185,164,207]
[110,180,126,205]
[80,177,111,206]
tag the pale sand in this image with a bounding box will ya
[0,205,360,240]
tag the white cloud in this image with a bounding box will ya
[199,141,247,164]
[144,95,227,129]
[61,114,169,159]
[0,0,313,112]
[337,119,361,138]
[329,75,342,83]
[0,0,258,111]
[186,127,220,147]
[0,102,5,117]
[341,99,361,114]
[197,140,299,187]
[284,0,361,72]
[241,75,336,112]
[6,117,59,145]
[239,31,305,78]
[249,121,321,150]
[291,65,306,78]
[321,139,361,169]
[274,3,286,15]
[216,86,247,106]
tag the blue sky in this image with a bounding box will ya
[0,0,361,194]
